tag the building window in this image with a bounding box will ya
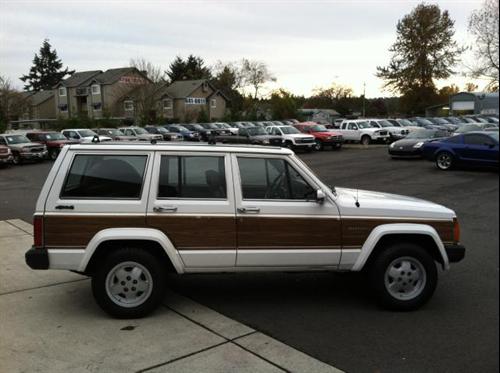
[124,100,134,111]
[93,102,102,111]
[163,99,172,110]
[185,97,206,105]
[58,104,68,112]
[58,87,66,97]
[91,84,100,95]
[211,99,217,108]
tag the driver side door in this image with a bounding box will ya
[232,154,342,267]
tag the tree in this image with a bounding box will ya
[269,89,299,119]
[376,3,463,114]
[0,76,30,131]
[20,39,74,91]
[468,0,499,91]
[304,82,354,115]
[241,59,276,99]
[464,82,479,92]
[211,61,245,119]
[130,58,165,83]
[166,55,211,82]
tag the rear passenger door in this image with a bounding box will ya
[146,152,237,268]
[232,154,342,268]
[43,151,154,249]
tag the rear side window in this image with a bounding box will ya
[238,157,315,200]
[464,134,495,146]
[61,154,148,199]
[158,156,226,199]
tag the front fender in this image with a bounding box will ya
[77,228,185,274]
[351,223,449,271]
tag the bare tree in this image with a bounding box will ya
[0,76,29,127]
[241,59,276,99]
[129,58,165,83]
[468,0,499,91]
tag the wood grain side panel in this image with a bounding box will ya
[44,215,146,247]
[341,219,454,246]
[147,216,236,249]
[237,217,342,248]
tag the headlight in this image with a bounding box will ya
[413,142,424,148]
[390,142,396,148]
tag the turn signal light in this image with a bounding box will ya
[453,218,460,243]
[33,215,44,248]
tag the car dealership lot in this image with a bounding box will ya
[0,146,498,373]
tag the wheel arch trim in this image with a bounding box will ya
[78,228,185,274]
[351,223,449,271]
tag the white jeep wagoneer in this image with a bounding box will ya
[26,142,465,318]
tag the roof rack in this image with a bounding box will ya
[74,141,284,151]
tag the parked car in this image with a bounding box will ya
[422,132,499,170]
[391,118,421,133]
[197,123,228,136]
[163,124,201,141]
[367,119,409,141]
[144,126,183,141]
[95,128,136,142]
[265,125,315,151]
[337,120,390,145]
[213,122,238,135]
[62,129,112,143]
[182,124,212,141]
[118,126,163,142]
[209,123,233,136]
[389,129,449,158]
[216,126,283,146]
[409,118,448,132]
[0,144,13,167]
[26,141,465,318]
[294,122,343,150]
[0,133,47,164]
[25,131,78,160]
[455,124,483,134]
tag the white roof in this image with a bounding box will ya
[67,142,294,155]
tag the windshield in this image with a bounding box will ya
[406,130,435,139]
[155,127,168,133]
[247,127,267,136]
[280,126,301,134]
[191,124,204,130]
[44,133,67,140]
[376,120,393,128]
[398,119,413,126]
[5,135,30,144]
[356,121,372,129]
[310,125,328,132]
[103,129,124,136]
[78,129,97,137]
[133,127,148,134]
[415,118,434,126]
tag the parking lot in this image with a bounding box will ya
[0,145,498,373]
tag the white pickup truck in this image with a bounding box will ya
[337,120,390,145]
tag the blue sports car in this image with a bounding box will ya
[422,132,499,170]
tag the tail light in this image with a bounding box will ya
[453,217,460,243]
[33,215,44,248]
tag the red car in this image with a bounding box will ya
[26,131,78,160]
[294,122,344,151]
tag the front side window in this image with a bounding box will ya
[61,154,148,199]
[238,157,315,200]
[348,123,358,130]
[158,156,227,199]
[464,134,496,146]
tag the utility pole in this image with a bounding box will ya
[362,82,366,118]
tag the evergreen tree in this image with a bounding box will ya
[376,3,463,114]
[20,39,74,91]
[166,55,211,82]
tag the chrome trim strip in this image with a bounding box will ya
[340,216,454,222]
[237,246,342,250]
[237,214,340,219]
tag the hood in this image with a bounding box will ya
[8,142,45,149]
[335,187,455,220]
[391,138,430,147]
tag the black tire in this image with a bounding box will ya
[91,248,167,318]
[314,140,323,151]
[284,141,294,149]
[49,149,59,160]
[333,143,342,150]
[12,153,22,165]
[368,243,437,311]
[435,151,454,171]
[361,135,371,146]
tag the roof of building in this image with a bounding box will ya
[451,92,499,99]
[298,108,341,115]
[92,67,139,85]
[30,90,54,105]
[165,79,211,98]
[57,70,102,88]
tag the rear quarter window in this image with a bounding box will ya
[61,154,148,199]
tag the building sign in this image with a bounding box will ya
[119,76,148,85]
[185,97,206,105]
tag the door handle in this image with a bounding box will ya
[237,207,260,214]
[153,206,178,213]
[55,205,74,210]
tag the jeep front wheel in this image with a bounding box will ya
[92,248,167,318]
[369,243,437,311]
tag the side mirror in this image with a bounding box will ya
[316,189,326,204]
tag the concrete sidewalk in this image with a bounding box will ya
[0,220,342,373]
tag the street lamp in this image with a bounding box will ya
[362,82,366,118]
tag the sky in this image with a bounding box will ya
[0,0,487,98]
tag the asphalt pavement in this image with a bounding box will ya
[0,146,498,373]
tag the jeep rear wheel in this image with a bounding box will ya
[369,243,437,311]
[92,248,167,318]
[361,135,371,146]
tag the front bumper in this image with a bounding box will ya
[388,148,422,157]
[25,247,49,269]
[20,151,47,160]
[0,155,13,163]
[444,243,466,263]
